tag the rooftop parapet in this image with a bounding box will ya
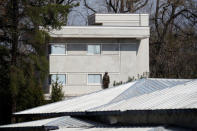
[88,13,149,27]
[47,13,150,39]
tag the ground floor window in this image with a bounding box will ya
[88,74,101,84]
[51,74,66,85]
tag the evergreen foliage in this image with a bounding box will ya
[0,0,74,124]
[50,77,64,103]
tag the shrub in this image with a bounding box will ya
[50,77,64,102]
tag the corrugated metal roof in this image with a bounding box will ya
[54,127,162,131]
[15,82,136,115]
[0,117,59,128]
[14,78,193,115]
[0,117,180,131]
[92,79,197,111]
[0,116,105,129]
[44,116,105,128]
[91,78,189,110]
[0,118,176,131]
[0,116,173,131]
[54,126,186,131]
[110,78,189,103]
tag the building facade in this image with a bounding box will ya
[48,14,150,97]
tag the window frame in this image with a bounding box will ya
[50,43,67,55]
[87,74,102,85]
[87,44,101,55]
[50,74,67,85]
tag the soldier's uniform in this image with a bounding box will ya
[103,73,110,89]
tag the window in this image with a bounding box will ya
[67,44,86,55]
[87,45,101,54]
[51,44,66,54]
[88,74,101,84]
[51,74,66,85]
[102,44,119,55]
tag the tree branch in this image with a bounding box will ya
[133,0,148,12]
[84,0,96,13]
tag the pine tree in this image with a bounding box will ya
[51,76,64,103]
[0,0,74,124]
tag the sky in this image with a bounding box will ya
[67,0,108,26]
[66,0,155,26]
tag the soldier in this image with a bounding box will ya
[102,72,110,89]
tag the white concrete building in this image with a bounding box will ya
[48,14,150,97]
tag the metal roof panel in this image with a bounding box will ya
[14,78,194,115]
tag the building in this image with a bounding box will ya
[48,14,150,97]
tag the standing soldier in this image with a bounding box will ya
[103,72,110,89]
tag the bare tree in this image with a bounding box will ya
[84,0,148,13]
[150,0,197,78]
[153,0,197,43]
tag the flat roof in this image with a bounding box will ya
[49,26,150,38]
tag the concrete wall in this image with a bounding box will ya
[50,55,120,73]
[49,26,150,39]
[136,38,149,77]
[49,38,148,96]
[88,14,149,27]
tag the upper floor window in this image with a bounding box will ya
[88,74,101,85]
[51,44,66,54]
[87,45,101,54]
[51,74,66,85]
